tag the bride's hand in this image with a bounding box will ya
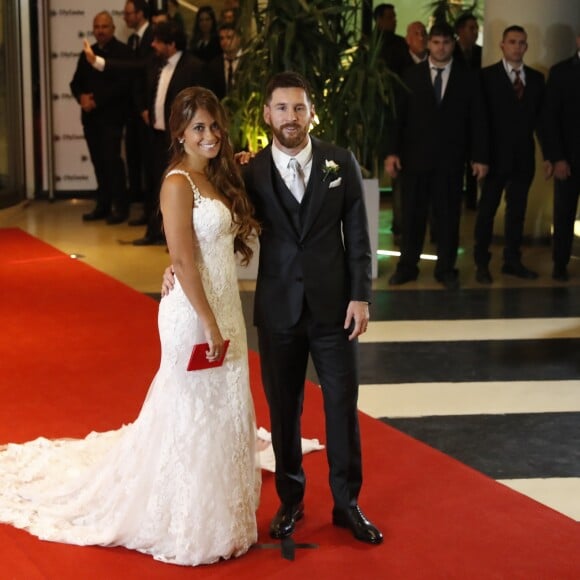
[204,324,225,362]
[161,265,175,297]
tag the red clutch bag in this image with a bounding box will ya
[187,340,230,371]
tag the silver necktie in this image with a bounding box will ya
[288,158,305,203]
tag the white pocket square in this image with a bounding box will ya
[328,177,342,188]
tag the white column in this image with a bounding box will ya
[482,0,580,239]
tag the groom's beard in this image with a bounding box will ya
[271,123,309,150]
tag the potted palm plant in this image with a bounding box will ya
[226,0,397,177]
[227,0,399,279]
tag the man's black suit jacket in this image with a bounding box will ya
[70,37,134,126]
[453,43,482,70]
[142,52,206,128]
[543,53,580,171]
[387,59,488,172]
[481,61,545,175]
[379,32,410,76]
[205,55,227,100]
[243,137,372,330]
[135,24,155,61]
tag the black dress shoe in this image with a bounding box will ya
[501,262,538,279]
[106,213,128,225]
[128,216,148,226]
[388,270,418,286]
[269,502,304,539]
[435,270,460,290]
[132,236,166,246]
[552,265,569,282]
[82,209,109,222]
[476,265,493,285]
[332,505,383,545]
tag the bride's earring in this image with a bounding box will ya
[178,138,185,145]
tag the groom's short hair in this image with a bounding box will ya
[264,72,313,105]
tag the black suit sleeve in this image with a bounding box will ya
[543,64,566,162]
[468,69,489,165]
[341,150,373,302]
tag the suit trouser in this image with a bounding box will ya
[474,169,533,266]
[463,159,478,208]
[143,128,170,240]
[84,121,127,215]
[398,170,463,278]
[125,113,151,204]
[553,173,580,268]
[257,306,362,510]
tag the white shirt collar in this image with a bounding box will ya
[503,58,526,80]
[272,138,312,167]
[271,137,313,185]
[224,49,243,62]
[428,58,452,73]
[136,22,149,39]
[166,50,182,68]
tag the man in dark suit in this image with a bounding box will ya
[70,12,133,224]
[122,0,155,225]
[245,72,381,545]
[373,3,409,76]
[453,12,482,70]
[453,12,483,210]
[388,20,429,245]
[132,20,205,245]
[385,22,489,289]
[205,23,242,100]
[474,26,545,283]
[83,1,156,226]
[543,33,580,282]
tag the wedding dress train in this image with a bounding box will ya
[0,170,260,566]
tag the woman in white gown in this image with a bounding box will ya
[0,87,261,566]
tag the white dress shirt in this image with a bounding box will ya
[153,51,182,131]
[503,58,526,85]
[271,138,313,196]
[429,58,452,99]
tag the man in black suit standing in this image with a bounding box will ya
[71,12,133,224]
[122,0,155,225]
[132,21,205,245]
[83,1,155,226]
[453,12,482,70]
[543,33,580,282]
[246,73,381,545]
[373,3,409,76]
[454,12,482,210]
[205,23,242,100]
[474,26,545,284]
[385,22,489,289]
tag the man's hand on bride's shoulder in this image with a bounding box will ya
[234,151,254,165]
[161,265,175,297]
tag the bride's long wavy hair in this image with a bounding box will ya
[166,86,260,265]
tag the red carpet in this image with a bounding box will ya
[1,227,579,579]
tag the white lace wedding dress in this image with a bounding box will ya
[0,170,260,566]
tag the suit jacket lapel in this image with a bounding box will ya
[254,147,300,239]
[300,138,329,241]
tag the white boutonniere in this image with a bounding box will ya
[322,159,340,182]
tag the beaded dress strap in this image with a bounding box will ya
[165,169,202,206]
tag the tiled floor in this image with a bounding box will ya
[2,196,580,521]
